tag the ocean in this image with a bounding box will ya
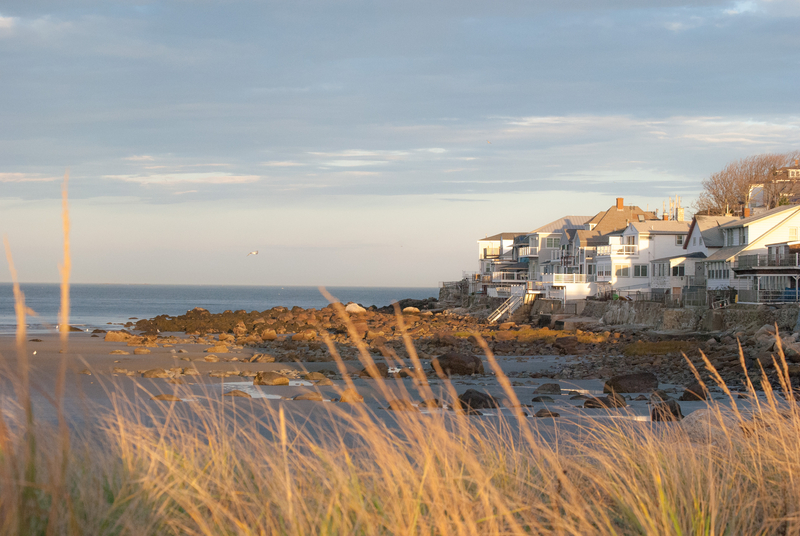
[0,283,439,335]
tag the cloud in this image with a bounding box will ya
[104,173,260,185]
[262,161,304,167]
[0,15,16,31]
[724,1,759,15]
[309,150,408,158]
[124,155,155,161]
[0,172,59,183]
[324,160,388,167]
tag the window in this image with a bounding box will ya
[672,265,685,277]
[587,264,596,275]
[634,264,648,277]
[657,263,666,277]
[676,235,684,245]
[739,228,746,245]
[597,264,611,277]
[699,237,703,246]
[615,265,630,277]
[546,237,559,248]
[692,237,696,246]
[625,235,635,245]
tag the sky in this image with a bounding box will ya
[1,0,799,287]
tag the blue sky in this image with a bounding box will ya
[1,0,799,286]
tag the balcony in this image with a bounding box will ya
[517,246,539,258]
[734,254,800,270]
[492,271,529,282]
[540,273,595,284]
[480,247,501,259]
[596,245,639,256]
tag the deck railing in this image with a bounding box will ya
[596,244,639,256]
[734,254,800,269]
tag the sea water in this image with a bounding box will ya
[0,283,438,334]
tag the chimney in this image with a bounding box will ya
[676,207,684,222]
[616,197,624,210]
[744,208,751,218]
[662,214,669,221]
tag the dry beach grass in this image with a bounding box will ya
[1,183,800,534]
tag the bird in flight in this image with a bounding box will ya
[487,140,491,144]
[247,251,258,256]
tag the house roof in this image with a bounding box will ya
[586,203,659,235]
[651,251,707,263]
[629,220,690,235]
[704,245,748,262]
[686,215,741,249]
[529,215,593,234]
[478,232,525,242]
[718,204,800,229]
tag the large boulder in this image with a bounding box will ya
[431,352,484,376]
[681,409,742,445]
[345,303,367,314]
[253,371,290,386]
[142,368,170,378]
[651,399,684,421]
[457,389,498,410]
[359,362,389,379]
[603,372,658,394]
[533,383,562,395]
[293,391,324,401]
[105,331,132,342]
[679,381,709,401]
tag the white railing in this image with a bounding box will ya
[488,294,524,324]
[540,273,594,284]
[492,272,529,282]
[596,245,639,256]
[517,246,539,257]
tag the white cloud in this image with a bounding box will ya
[0,15,17,31]
[104,173,260,185]
[124,155,155,161]
[262,160,304,167]
[725,1,759,15]
[324,160,388,167]
[0,172,59,183]
[309,150,408,158]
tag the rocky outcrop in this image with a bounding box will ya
[431,352,484,376]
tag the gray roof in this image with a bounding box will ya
[478,232,525,242]
[529,215,593,234]
[704,245,748,262]
[629,220,690,235]
[692,215,741,248]
[651,251,707,263]
[718,205,800,229]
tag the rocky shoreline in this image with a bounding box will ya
[120,300,800,394]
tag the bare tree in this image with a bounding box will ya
[696,151,800,215]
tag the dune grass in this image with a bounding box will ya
[1,183,800,534]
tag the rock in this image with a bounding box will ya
[345,303,367,314]
[603,372,658,394]
[110,350,130,355]
[142,368,170,379]
[224,390,251,398]
[431,352,484,376]
[339,388,364,403]
[570,395,589,400]
[532,396,554,403]
[204,354,220,363]
[535,409,560,418]
[183,368,200,376]
[584,393,627,409]
[458,389,498,410]
[253,371,290,386]
[261,329,278,341]
[420,398,441,408]
[679,381,709,401]
[250,353,276,363]
[651,400,684,422]
[634,395,648,401]
[105,331,131,342]
[305,371,327,381]
[359,363,389,379]
[112,367,128,374]
[133,347,151,355]
[151,394,181,401]
[554,336,580,354]
[681,408,742,445]
[650,390,671,402]
[387,399,419,411]
[533,383,561,395]
[209,371,228,378]
[402,307,420,314]
[293,391,324,401]
[206,345,229,354]
[498,322,515,331]
[315,378,334,386]
[78,369,92,375]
